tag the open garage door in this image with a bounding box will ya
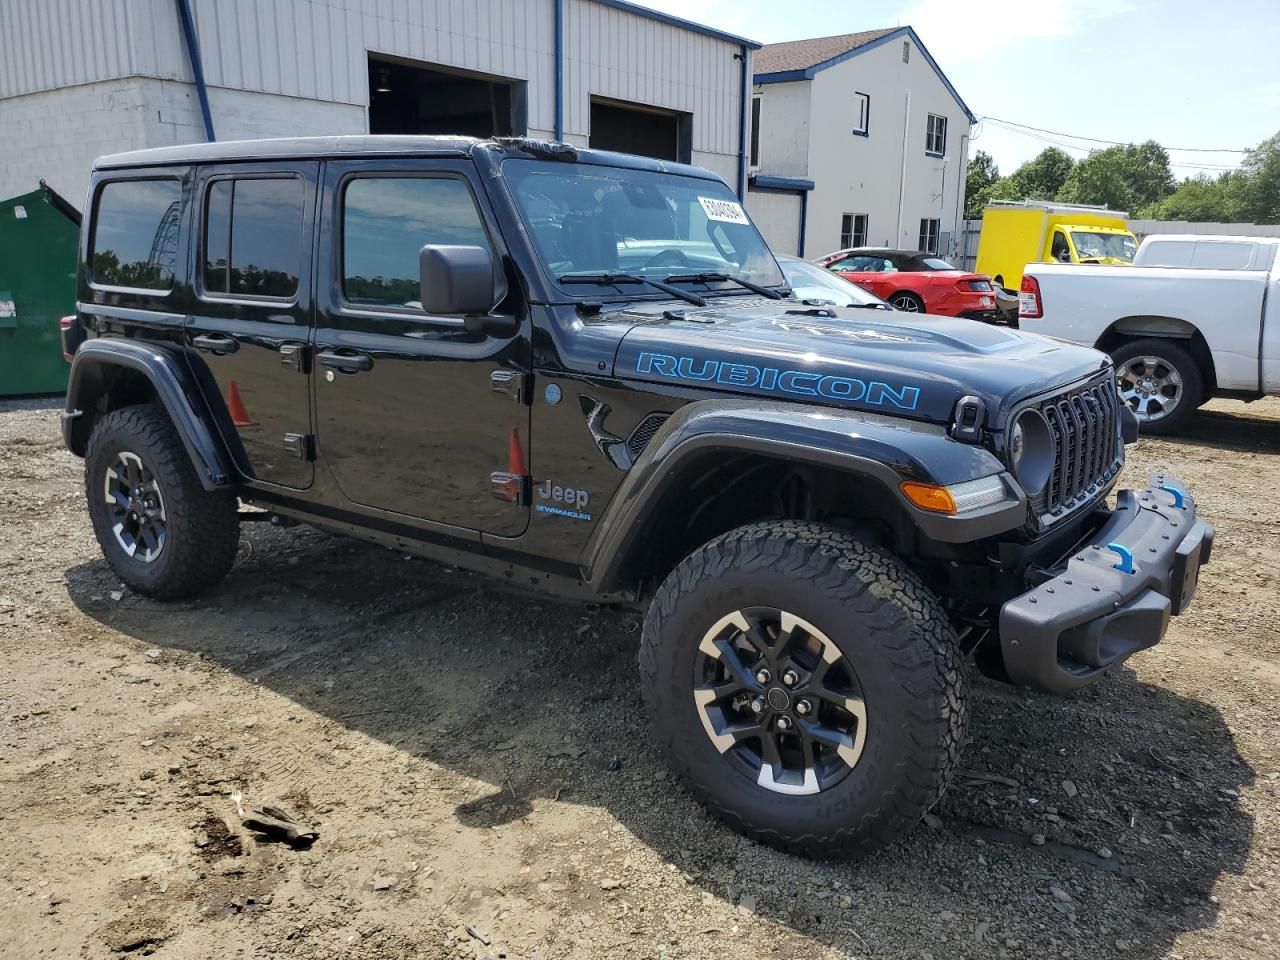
[589,98,690,162]
[368,55,526,138]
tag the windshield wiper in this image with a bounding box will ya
[557,272,707,307]
[663,272,785,300]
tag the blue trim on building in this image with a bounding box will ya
[753,26,975,124]
[736,45,749,199]
[589,0,762,49]
[798,189,809,258]
[553,0,565,139]
[174,0,215,141]
[750,175,815,192]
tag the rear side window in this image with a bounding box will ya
[91,179,182,290]
[1192,241,1255,270]
[203,177,304,298]
[342,177,489,310]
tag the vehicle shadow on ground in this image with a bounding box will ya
[68,526,1254,959]
[1161,405,1279,455]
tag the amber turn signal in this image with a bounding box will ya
[900,480,957,514]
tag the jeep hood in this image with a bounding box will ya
[611,299,1110,425]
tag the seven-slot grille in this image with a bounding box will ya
[1031,372,1122,520]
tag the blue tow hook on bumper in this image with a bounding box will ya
[999,472,1214,695]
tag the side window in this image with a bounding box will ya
[342,176,489,310]
[91,179,182,290]
[203,177,304,299]
[1051,230,1070,261]
[852,92,870,136]
[925,114,947,156]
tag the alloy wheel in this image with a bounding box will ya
[890,295,920,312]
[692,607,867,795]
[1117,355,1182,423]
[102,451,168,563]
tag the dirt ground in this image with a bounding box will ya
[2,396,1278,960]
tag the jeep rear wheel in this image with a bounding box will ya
[85,404,240,599]
[639,521,967,858]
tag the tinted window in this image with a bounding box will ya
[203,177,304,298]
[91,179,181,290]
[343,177,489,309]
[919,257,955,270]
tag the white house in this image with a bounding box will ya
[0,0,759,207]
[745,26,975,259]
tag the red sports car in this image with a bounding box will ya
[816,248,1003,320]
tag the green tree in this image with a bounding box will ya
[1057,141,1174,212]
[963,150,1000,219]
[1239,131,1280,223]
[1006,147,1076,200]
[1146,171,1249,222]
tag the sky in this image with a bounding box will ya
[629,0,1280,181]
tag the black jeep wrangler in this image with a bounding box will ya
[62,136,1212,857]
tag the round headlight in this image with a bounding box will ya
[1010,409,1053,495]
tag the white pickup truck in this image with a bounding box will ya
[1019,234,1280,432]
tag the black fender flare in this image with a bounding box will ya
[63,338,235,490]
[583,398,1025,591]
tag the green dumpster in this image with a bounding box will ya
[0,182,81,396]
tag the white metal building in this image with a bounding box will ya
[745,27,975,259]
[0,0,759,208]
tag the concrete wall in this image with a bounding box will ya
[749,33,971,258]
[746,189,803,256]
[0,79,365,205]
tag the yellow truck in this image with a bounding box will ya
[975,200,1138,291]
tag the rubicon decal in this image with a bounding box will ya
[635,352,921,411]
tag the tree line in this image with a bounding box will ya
[965,130,1280,224]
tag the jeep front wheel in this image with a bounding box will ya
[85,404,240,599]
[639,521,966,858]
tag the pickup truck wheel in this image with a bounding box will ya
[888,292,924,313]
[85,404,240,599]
[639,520,967,858]
[1110,339,1204,435]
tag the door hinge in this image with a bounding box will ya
[490,369,528,403]
[279,342,307,372]
[489,471,529,504]
[283,433,315,461]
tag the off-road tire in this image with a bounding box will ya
[639,520,967,858]
[85,403,239,599]
[1110,338,1204,435]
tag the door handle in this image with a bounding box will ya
[316,350,373,374]
[192,333,240,355]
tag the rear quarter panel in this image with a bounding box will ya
[1022,263,1268,391]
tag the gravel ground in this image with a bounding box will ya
[1,396,1278,960]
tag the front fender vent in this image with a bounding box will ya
[626,413,670,461]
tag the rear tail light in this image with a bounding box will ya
[1018,275,1043,319]
[966,279,992,292]
[60,315,76,362]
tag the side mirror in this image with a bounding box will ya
[1057,248,1072,263]
[419,244,515,335]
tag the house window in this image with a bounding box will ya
[840,213,868,250]
[926,114,947,156]
[750,95,761,167]
[853,92,869,136]
[918,218,941,254]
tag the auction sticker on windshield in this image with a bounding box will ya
[699,196,750,225]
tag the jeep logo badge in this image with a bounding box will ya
[535,479,592,521]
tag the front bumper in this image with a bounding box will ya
[999,472,1213,694]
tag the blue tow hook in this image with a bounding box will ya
[1106,542,1135,574]
[1160,483,1187,509]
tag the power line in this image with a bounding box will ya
[978,119,1240,172]
[980,115,1250,155]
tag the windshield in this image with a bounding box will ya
[1071,231,1137,262]
[777,258,889,308]
[505,160,785,294]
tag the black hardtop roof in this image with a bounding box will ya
[93,135,728,184]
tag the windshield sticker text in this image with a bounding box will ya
[698,197,750,225]
[635,351,921,410]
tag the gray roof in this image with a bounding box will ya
[95,135,480,169]
[754,29,897,75]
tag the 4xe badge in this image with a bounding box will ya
[535,479,592,521]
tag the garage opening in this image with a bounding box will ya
[367,54,526,138]
[589,97,691,162]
